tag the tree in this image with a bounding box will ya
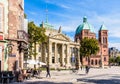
[28,21,47,60]
[24,13,27,19]
[109,57,115,64]
[80,37,99,65]
[115,56,120,65]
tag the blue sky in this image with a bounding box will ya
[25,0,120,50]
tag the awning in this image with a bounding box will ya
[24,60,46,65]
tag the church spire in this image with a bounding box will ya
[45,3,48,23]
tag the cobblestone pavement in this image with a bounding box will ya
[12,66,120,84]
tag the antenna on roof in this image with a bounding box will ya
[45,3,48,23]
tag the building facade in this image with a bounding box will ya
[109,47,120,58]
[75,17,109,67]
[0,0,28,71]
[28,21,80,69]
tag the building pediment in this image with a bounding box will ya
[50,34,71,42]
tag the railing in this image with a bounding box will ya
[17,30,28,43]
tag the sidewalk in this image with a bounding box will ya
[11,66,120,84]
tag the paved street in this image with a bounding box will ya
[13,66,120,84]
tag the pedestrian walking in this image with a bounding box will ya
[85,65,90,74]
[81,66,83,70]
[46,66,51,77]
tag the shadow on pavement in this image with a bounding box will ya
[77,78,120,84]
[78,73,86,76]
[111,75,120,79]
[24,81,73,84]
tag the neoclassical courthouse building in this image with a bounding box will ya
[35,22,80,69]
[34,16,109,69]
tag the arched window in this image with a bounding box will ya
[91,60,94,65]
[105,37,107,43]
[95,60,97,65]
[104,57,106,61]
[103,37,105,43]
[99,60,101,65]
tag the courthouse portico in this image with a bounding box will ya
[47,34,80,68]
[32,22,80,69]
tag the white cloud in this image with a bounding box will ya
[84,12,120,38]
[45,0,71,9]
[60,4,70,9]
[28,11,38,16]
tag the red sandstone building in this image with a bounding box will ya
[75,17,109,67]
[0,0,28,71]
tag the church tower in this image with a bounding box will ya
[99,24,109,66]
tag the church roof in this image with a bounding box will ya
[99,24,107,30]
[40,22,54,29]
[75,16,95,35]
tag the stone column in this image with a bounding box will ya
[19,52,24,69]
[66,44,70,68]
[42,43,46,63]
[48,41,52,66]
[62,44,65,66]
[77,48,81,68]
[55,43,57,63]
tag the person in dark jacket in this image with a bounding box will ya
[46,66,51,77]
[85,65,90,74]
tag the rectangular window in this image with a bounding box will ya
[58,58,60,62]
[0,6,3,32]
[52,57,55,63]
[52,46,54,53]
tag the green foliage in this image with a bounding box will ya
[80,37,99,65]
[80,37,99,57]
[109,56,120,65]
[24,13,27,19]
[28,21,47,59]
[109,57,115,63]
[115,56,120,65]
[28,22,47,44]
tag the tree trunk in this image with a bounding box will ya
[34,42,37,60]
[80,55,83,65]
[88,56,90,66]
[34,42,37,69]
